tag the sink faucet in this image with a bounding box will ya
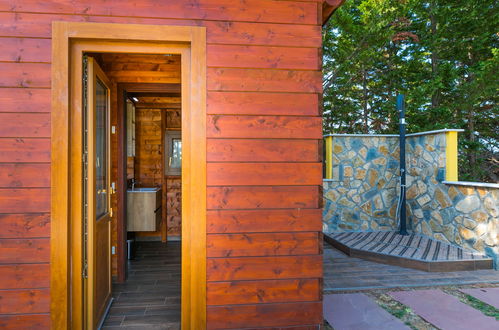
[131,179,137,190]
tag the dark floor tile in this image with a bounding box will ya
[122,314,180,326]
[102,316,124,327]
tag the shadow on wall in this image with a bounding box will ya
[323,130,499,267]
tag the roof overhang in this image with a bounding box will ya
[322,0,346,25]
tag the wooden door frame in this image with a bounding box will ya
[51,22,207,329]
[115,82,181,283]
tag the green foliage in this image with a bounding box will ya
[323,0,498,182]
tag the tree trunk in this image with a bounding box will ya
[362,68,369,133]
[430,2,440,109]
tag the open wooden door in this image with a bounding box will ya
[84,56,113,329]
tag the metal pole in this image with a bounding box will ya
[397,94,408,235]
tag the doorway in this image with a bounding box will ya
[83,54,184,327]
[50,23,207,329]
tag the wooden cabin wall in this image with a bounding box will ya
[0,0,324,328]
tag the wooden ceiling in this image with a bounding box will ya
[132,95,181,110]
[94,53,181,84]
[89,53,182,111]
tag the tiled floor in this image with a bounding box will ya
[324,243,499,292]
[102,241,181,329]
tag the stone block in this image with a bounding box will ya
[325,189,340,202]
[367,168,378,187]
[431,211,443,225]
[484,197,498,217]
[338,223,355,230]
[433,233,450,243]
[376,179,386,191]
[373,195,383,210]
[407,184,418,200]
[435,187,452,208]
[475,223,488,237]
[361,201,372,215]
[421,221,432,236]
[352,156,364,167]
[373,157,387,166]
[462,217,477,230]
[344,166,353,177]
[417,181,427,194]
[355,169,367,180]
[413,208,424,219]
[459,226,476,241]
[333,144,343,154]
[429,219,442,232]
[378,145,389,155]
[471,210,488,223]
[417,194,431,206]
[359,147,367,159]
[458,186,475,195]
[455,195,480,213]
[442,225,455,242]
[338,197,355,208]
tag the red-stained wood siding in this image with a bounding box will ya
[0,0,324,328]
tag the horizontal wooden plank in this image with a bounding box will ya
[207,255,322,281]
[207,209,322,234]
[208,68,322,93]
[207,139,320,162]
[207,115,322,139]
[0,238,50,263]
[207,278,320,305]
[0,138,50,162]
[207,186,319,210]
[0,113,50,137]
[0,288,50,314]
[3,0,318,25]
[0,314,50,329]
[0,189,50,213]
[0,214,50,238]
[207,232,320,257]
[207,45,319,70]
[207,301,322,328]
[207,163,322,186]
[0,264,49,289]
[207,92,319,116]
[206,20,322,47]
[0,164,50,188]
[0,63,50,88]
[0,88,51,113]
[0,13,321,47]
[0,37,51,62]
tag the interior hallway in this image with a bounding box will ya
[102,242,181,329]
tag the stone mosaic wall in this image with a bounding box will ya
[323,131,499,263]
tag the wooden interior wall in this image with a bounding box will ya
[165,110,182,238]
[0,0,325,328]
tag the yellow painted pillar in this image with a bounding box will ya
[445,131,458,181]
[325,136,333,179]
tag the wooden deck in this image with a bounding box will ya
[326,232,493,272]
[324,243,499,293]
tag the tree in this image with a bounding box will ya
[323,0,498,182]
